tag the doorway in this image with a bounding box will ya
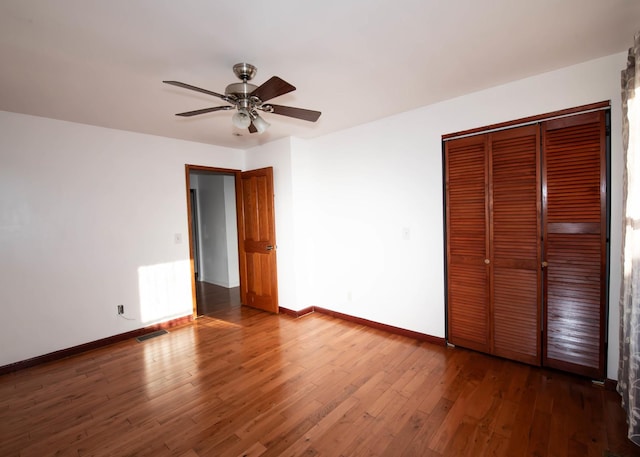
[187,167,241,316]
[186,164,280,317]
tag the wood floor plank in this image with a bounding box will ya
[1,282,638,457]
[177,450,200,457]
[277,396,359,457]
[443,417,478,457]
[526,410,552,456]
[383,409,431,456]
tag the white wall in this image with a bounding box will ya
[193,174,229,286]
[224,174,239,287]
[290,52,626,380]
[0,111,243,366]
[190,173,239,288]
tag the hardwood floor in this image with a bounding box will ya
[195,281,241,316]
[1,290,638,456]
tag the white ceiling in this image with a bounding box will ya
[1,1,639,150]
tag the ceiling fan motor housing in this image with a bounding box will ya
[232,63,257,81]
[225,82,258,100]
[227,63,260,109]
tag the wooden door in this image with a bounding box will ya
[446,127,541,364]
[237,167,279,313]
[542,111,607,378]
[445,134,491,353]
[489,126,541,365]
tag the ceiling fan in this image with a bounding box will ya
[163,63,321,134]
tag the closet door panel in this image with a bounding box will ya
[448,263,490,350]
[493,269,539,362]
[445,136,490,353]
[542,111,606,379]
[490,126,541,365]
[545,233,602,371]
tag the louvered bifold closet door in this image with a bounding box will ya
[445,135,491,353]
[490,126,542,365]
[542,111,607,379]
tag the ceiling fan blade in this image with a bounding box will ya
[248,123,258,134]
[268,104,321,122]
[163,80,231,101]
[175,106,233,117]
[251,76,296,102]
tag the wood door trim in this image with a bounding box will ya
[185,164,242,317]
[442,101,610,141]
[235,172,247,306]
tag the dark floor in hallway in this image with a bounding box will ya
[195,280,241,316]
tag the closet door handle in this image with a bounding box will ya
[541,261,548,268]
[484,259,490,265]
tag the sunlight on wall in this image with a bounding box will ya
[138,260,192,324]
[625,90,640,267]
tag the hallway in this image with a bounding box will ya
[195,281,241,316]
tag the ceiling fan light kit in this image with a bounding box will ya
[232,108,251,129]
[163,63,321,135]
[251,113,270,134]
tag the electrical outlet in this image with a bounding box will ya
[117,305,124,315]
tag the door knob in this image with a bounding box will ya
[541,261,548,268]
[266,245,274,251]
[484,259,490,265]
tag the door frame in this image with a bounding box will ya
[189,189,201,280]
[441,101,611,377]
[185,164,242,317]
